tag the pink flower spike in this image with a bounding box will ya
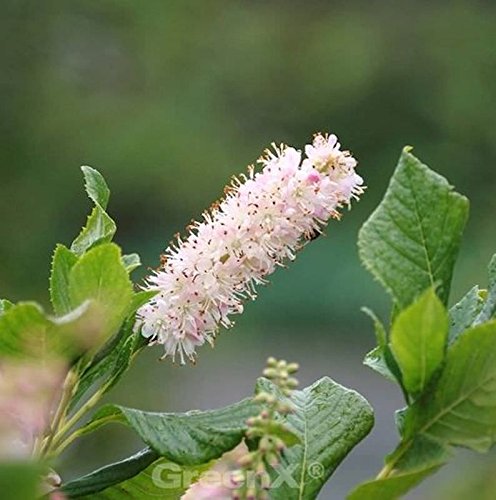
[136,132,363,363]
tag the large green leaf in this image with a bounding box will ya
[68,243,133,348]
[390,288,448,396]
[62,449,211,499]
[50,244,79,316]
[358,148,469,309]
[353,321,496,499]
[77,397,260,465]
[259,377,374,500]
[406,320,496,452]
[81,165,110,210]
[348,436,449,500]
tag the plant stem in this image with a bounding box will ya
[48,383,108,455]
[38,369,78,458]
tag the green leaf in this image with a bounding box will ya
[77,397,260,465]
[352,320,496,499]
[0,299,13,315]
[128,290,159,316]
[62,449,212,499]
[362,307,387,347]
[0,301,88,359]
[71,206,116,256]
[363,346,398,383]
[362,307,402,384]
[67,327,136,413]
[406,320,496,452]
[122,253,141,273]
[81,165,110,210]
[68,290,155,413]
[70,166,115,256]
[69,243,133,349]
[358,147,469,309]
[449,285,484,344]
[390,288,448,396]
[0,462,43,500]
[474,254,496,324]
[348,436,449,500]
[61,447,158,498]
[50,244,78,316]
[257,377,374,500]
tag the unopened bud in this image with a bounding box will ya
[238,452,255,467]
[266,356,277,367]
[263,368,278,379]
[259,436,272,452]
[286,377,299,389]
[287,362,299,374]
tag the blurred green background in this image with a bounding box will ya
[1,0,496,498]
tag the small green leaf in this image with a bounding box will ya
[50,244,78,316]
[362,307,403,384]
[77,398,260,465]
[449,285,484,344]
[390,288,448,396]
[122,253,141,273]
[81,165,110,210]
[362,307,387,347]
[0,299,13,315]
[348,436,449,500]
[358,148,469,310]
[257,377,374,500]
[363,346,398,383]
[406,320,496,452]
[69,243,133,349]
[129,290,159,316]
[61,447,158,498]
[474,254,496,324]
[71,206,116,256]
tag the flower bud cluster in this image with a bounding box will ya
[232,358,299,500]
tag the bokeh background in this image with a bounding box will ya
[2,0,496,498]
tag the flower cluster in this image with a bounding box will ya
[137,133,363,362]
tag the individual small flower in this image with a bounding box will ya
[137,133,363,363]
